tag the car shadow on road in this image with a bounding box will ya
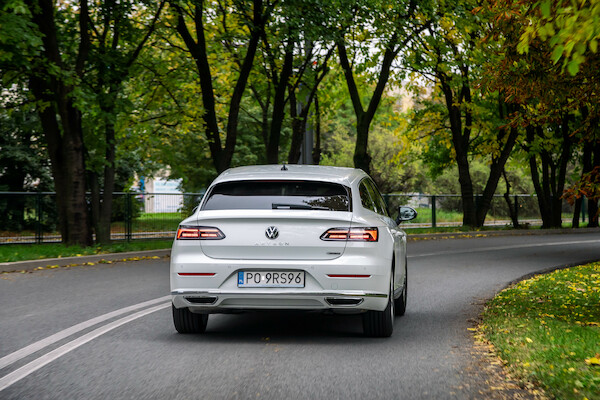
[153,310,458,347]
[209,311,364,340]
[159,311,373,343]
[152,308,461,347]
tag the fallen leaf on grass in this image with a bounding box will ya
[585,356,600,366]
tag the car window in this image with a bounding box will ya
[202,180,351,211]
[359,180,377,212]
[366,179,389,217]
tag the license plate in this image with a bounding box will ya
[237,271,305,288]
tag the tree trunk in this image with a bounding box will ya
[526,118,572,229]
[287,51,332,164]
[337,39,397,175]
[27,0,92,246]
[287,87,304,164]
[526,126,551,227]
[476,126,520,226]
[312,94,321,165]
[438,76,477,227]
[353,117,372,173]
[266,43,294,164]
[589,140,600,227]
[502,169,520,228]
[96,121,116,244]
[550,114,572,228]
[90,172,101,242]
[589,198,599,227]
[572,197,582,228]
[457,152,477,227]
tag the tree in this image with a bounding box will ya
[85,0,166,243]
[170,0,274,173]
[318,66,426,193]
[282,0,336,164]
[1,0,166,245]
[406,1,520,227]
[485,0,600,228]
[1,0,95,245]
[336,0,431,174]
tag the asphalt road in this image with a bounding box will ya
[1,232,599,399]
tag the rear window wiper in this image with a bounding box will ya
[272,203,329,210]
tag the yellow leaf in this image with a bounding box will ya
[526,337,533,343]
[585,357,600,366]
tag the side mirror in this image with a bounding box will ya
[396,206,417,224]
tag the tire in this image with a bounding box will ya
[362,273,394,337]
[172,304,208,334]
[394,260,407,316]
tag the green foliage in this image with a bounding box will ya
[318,66,428,193]
[517,0,600,75]
[0,1,41,67]
[0,86,55,231]
[2,0,595,235]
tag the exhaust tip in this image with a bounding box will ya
[326,297,363,306]
[185,296,218,305]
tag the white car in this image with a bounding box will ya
[170,165,416,337]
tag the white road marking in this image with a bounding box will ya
[0,295,171,371]
[0,302,170,392]
[408,239,600,258]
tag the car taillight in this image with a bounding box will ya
[176,226,225,240]
[320,227,378,242]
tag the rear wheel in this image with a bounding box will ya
[172,304,208,334]
[394,260,407,316]
[362,273,394,337]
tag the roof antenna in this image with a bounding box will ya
[281,163,288,171]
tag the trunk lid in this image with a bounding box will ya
[196,210,352,260]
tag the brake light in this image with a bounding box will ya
[176,226,225,240]
[320,227,378,242]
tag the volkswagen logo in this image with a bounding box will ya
[265,226,279,240]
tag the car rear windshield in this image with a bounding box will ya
[202,180,351,211]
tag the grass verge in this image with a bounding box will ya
[0,240,173,263]
[480,262,600,399]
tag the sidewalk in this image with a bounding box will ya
[2,227,599,274]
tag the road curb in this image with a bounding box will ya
[2,227,599,274]
[0,249,171,274]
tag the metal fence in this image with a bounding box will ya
[0,191,591,244]
[382,194,588,229]
[0,192,203,245]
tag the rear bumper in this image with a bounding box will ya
[170,243,393,313]
[171,289,388,313]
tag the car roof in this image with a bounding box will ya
[212,164,368,186]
